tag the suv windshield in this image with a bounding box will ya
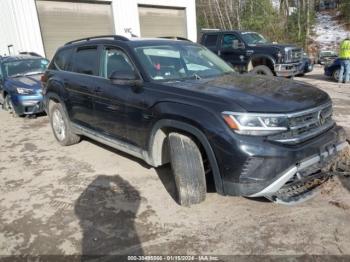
[240,32,269,45]
[134,44,234,81]
[2,59,49,78]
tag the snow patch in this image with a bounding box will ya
[271,0,280,9]
[312,12,349,51]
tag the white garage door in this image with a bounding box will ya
[36,1,114,59]
[138,6,187,39]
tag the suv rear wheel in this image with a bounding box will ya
[49,102,80,146]
[168,132,206,206]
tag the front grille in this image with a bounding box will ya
[286,48,302,63]
[270,103,334,144]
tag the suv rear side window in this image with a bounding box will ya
[52,48,72,71]
[72,46,99,76]
[204,34,218,47]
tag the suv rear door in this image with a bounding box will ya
[67,45,100,128]
[201,33,220,54]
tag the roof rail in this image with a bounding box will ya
[65,35,129,45]
[159,36,192,42]
[201,28,221,32]
[19,51,42,57]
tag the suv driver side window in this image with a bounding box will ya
[100,47,136,79]
[222,34,241,49]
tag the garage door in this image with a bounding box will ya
[36,1,114,59]
[138,6,187,38]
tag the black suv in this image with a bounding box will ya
[42,35,348,206]
[200,30,302,77]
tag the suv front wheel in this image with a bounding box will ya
[49,102,80,146]
[168,132,206,206]
[250,65,274,76]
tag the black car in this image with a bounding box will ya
[200,30,302,77]
[42,35,348,206]
[324,58,341,81]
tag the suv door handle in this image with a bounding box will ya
[93,86,102,93]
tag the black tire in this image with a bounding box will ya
[49,102,80,146]
[332,69,340,82]
[3,95,18,117]
[250,65,274,76]
[168,132,206,206]
[330,145,350,176]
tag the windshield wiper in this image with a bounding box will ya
[24,71,43,76]
[10,73,25,78]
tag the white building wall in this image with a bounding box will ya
[112,0,197,41]
[0,0,197,57]
[0,0,45,56]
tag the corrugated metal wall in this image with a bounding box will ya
[112,0,197,41]
[0,0,45,57]
[0,0,197,58]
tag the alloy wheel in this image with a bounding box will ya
[52,109,66,141]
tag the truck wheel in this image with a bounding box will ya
[49,102,80,146]
[168,133,206,206]
[331,145,350,176]
[250,65,274,76]
[332,69,340,82]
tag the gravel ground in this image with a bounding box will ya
[0,66,350,258]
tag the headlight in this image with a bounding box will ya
[16,87,34,95]
[222,112,288,136]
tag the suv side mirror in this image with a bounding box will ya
[232,40,245,49]
[109,70,143,88]
[109,71,138,82]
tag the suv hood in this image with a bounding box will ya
[167,74,330,113]
[5,74,42,90]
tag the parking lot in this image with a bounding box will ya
[0,66,350,257]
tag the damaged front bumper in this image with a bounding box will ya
[11,94,44,115]
[219,125,348,200]
[249,141,349,198]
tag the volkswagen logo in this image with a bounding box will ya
[318,110,326,126]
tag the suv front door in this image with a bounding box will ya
[93,46,141,144]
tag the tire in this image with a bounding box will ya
[332,69,340,82]
[3,95,18,117]
[330,145,350,176]
[168,132,206,206]
[250,65,274,76]
[49,102,80,146]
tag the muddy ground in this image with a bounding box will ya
[0,66,350,258]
